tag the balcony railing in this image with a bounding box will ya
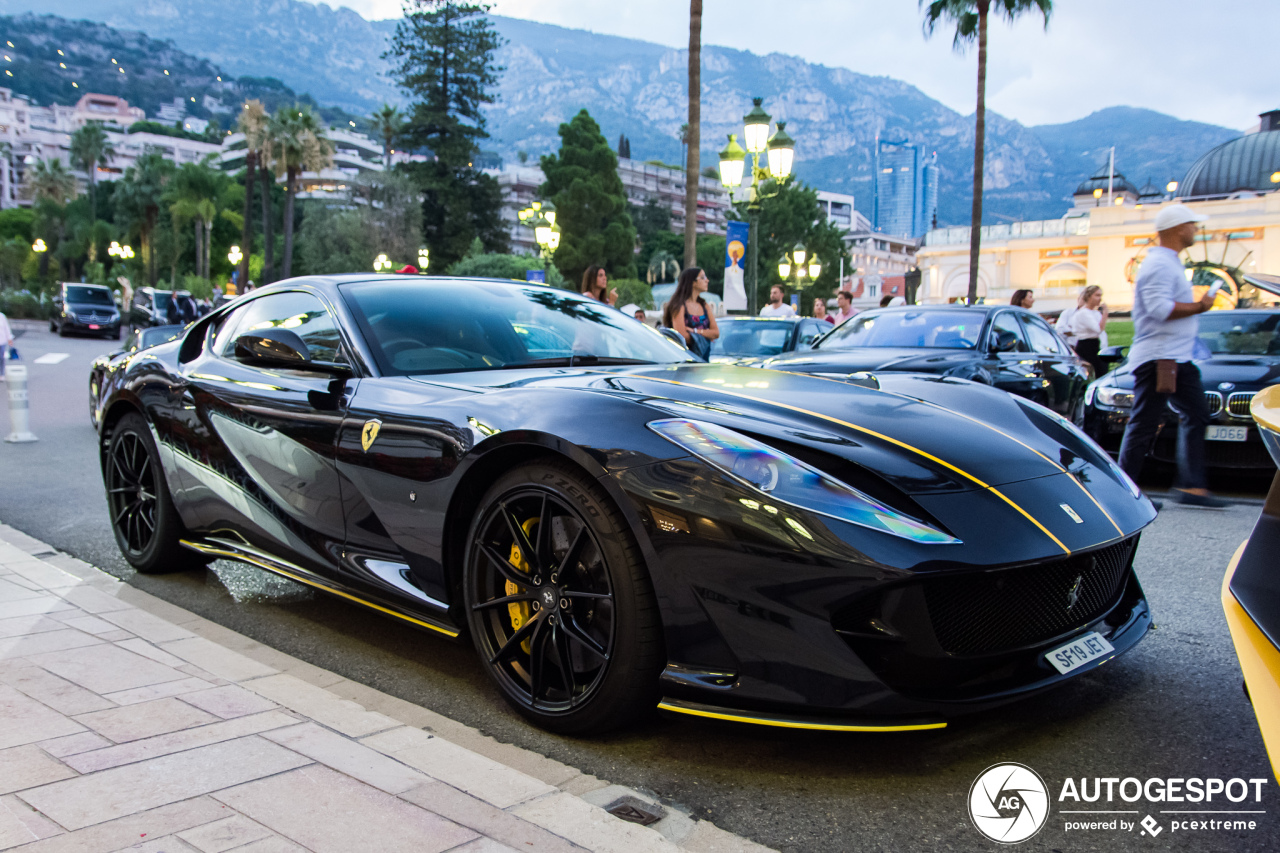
[923,217,1090,247]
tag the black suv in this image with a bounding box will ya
[51,283,121,339]
[129,287,192,330]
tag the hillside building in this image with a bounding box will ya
[219,128,385,201]
[873,137,938,238]
[916,109,1280,310]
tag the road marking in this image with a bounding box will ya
[33,353,69,365]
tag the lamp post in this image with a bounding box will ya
[417,245,429,273]
[373,253,392,272]
[717,97,797,314]
[518,201,557,276]
[777,242,822,305]
[227,245,242,267]
[32,238,47,253]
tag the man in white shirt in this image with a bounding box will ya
[1118,204,1224,508]
[760,285,796,317]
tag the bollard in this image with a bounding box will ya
[5,363,38,443]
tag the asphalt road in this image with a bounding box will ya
[2,322,1277,853]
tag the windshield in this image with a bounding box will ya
[66,286,113,306]
[152,291,174,311]
[816,309,986,350]
[340,279,696,375]
[1197,312,1280,355]
[711,320,795,357]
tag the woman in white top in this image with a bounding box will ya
[1069,285,1108,376]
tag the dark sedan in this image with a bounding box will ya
[51,283,122,339]
[96,276,1154,734]
[90,325,185,430]
[759,305,1093,420]
[1083,309,1280,470]
[710,316,831,364]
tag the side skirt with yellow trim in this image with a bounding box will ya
[180,539,460,639]
[1222,540,1280,783]
[657,698,946,732]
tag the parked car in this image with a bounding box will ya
[1083,309,1280,471]
[709,316,830,364]
[129,287,181,330]
[51,283,122,339]
[89,325,185,430]
[759,304,1093,421]
[1221,385,1280,780]
[96,276,1155,734]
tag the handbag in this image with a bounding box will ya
[6,346,17,361]
[1155,359,1177,394]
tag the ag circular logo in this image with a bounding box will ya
[968,763,1050,844]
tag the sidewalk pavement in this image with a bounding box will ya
[0,524,775,853]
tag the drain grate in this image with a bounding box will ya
[605,796,664,826]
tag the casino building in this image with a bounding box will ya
[916,109,1280,310]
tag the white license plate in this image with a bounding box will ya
[1206,425,1248,442]
[89,324,99,329]
[1046,631,1115,675]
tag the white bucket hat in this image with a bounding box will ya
[1153,203,1207,232]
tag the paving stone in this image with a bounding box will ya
[115,638,193,668]
[97,629,135,642]
[241,674,397,737]
[0,595,76,621]
[0,685,85,749]
[0,615,67,640]
[0,627,103,660]
[213,765,477,853]
[25,643,190,695]
[0,745,77,795]
[38,554,103,583]
[446,839,522,853]
[158,637,277,682]
[18,736,311,830]
[512,791,683,853]
[7,798,230,853]
[2,560,81,590]
[261,723,429,795]
[177,684,277,719]
[0,793,63,848]
[36,731,113,758]
[682,820,779,853]
[0,664,118,715]
[98,609,197,644]
[0,577,45,603]
[103,677,218,706]
[401,781,587,853]
[116,835,203,853]
[73,697,219,743]
[361,727,554,809]
[51,613,121,636]
[176,814,274,853]
[222,838,308,853]
[63,711,300,774]
[53,585,133,615]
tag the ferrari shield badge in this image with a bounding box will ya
[361,419,382,453]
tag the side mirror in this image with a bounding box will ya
[235,328,351,375]
[990,329,1019,353]
[1100,345,1129,365]
[659,327,688,349]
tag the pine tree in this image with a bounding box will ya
[541,109,638,287]
[386,0,508,269]
[617,134,631,160]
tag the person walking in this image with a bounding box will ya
[0,309,12,382]
[581,265,618,306]
[760,285,795,317]
[813,297,834,324]
[1117,204,1225,509]
[1069,285,1109,376]
[663,267,719,360]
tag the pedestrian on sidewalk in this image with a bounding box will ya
[1117,204,1226,508]
[760,285,795,317]
[0,309,12,382]
[1069,285,1109,376]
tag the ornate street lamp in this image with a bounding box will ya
[417,245,430,272]
[777,243,822,294]
[718,97,803,314]
[227,245,243,266]
[32,238,47,253]
[373,253,392,272]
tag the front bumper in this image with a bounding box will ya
[62,315,121,336]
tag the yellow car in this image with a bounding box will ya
[1223,384,1280,780]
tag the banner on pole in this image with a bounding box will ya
[723,220,748,311]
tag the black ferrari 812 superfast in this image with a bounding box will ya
[96,276,1157,733]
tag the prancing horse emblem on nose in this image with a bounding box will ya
[1065,575,1084,610]
[361,419,382,452]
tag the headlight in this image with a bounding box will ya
[1096,386,1134,408]
[647,418,959,544]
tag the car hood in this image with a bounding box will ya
[1102,355,1280,391]
[759,347,977,374]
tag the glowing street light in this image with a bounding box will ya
[32,238,47,253]
[227,245,243,266]
[417,245,430,272]
[373,253,393,272]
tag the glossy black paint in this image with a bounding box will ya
[52,283,121,339]
[90,325,185,430]
[95,276,1157,726]
[758,305,1093,419]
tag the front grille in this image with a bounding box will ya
[1227,392,1256,418]
[1203,391,1224,417]
[922,539,1135,655]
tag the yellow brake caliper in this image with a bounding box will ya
[506,518,539,653]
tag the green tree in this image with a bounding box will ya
[24,159,78,280]
[446,252,570,288]
[297,171,423,275]
[386,0,508,270]
[922,0,1052,304]
[646,250,680,285]
[264,105,333,279]
[68,122,116,213]
[237,100,269,288]
[0,208,35,243]
[371,103,404,167]
[541,109,638,286]
[740,180,849,312]
[114,152,176,285]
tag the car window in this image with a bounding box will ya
[989,311,1031,353]
[819,309,985,350]
[798,320,824,347]
[1197,313,1280,354]
[214,292,343,364]
[711,321,795,357]
[1021,313,1066,354]
[65,286,113,305]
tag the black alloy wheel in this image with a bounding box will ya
[464,460,662,734]
[104,413,208,574]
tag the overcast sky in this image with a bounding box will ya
[335,0,1276,131]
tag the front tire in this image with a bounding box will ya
[463,460,662,734]
[104,413,208,574]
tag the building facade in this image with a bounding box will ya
[873,137,938,238]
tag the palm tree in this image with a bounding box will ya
[647,250,681,285]
[921,0,1051,305]
[371,104,403,168]
[114,153,175,285]
[265,105,334,279]
[68,122,117,214]
[684,0,702,269]
[24,158,79,278]
[237,100,269,290]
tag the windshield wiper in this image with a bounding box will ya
[498,356,660,369]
